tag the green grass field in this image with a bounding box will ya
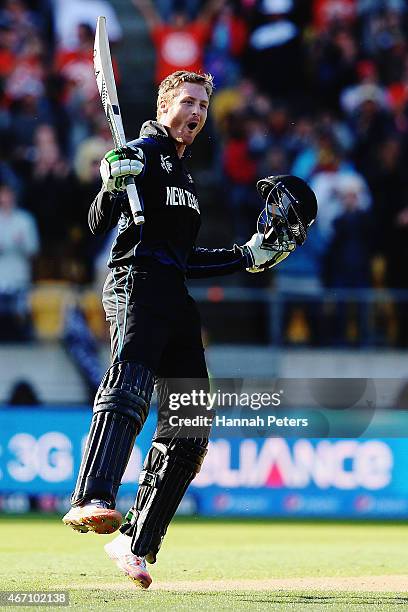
[1,516,407,611]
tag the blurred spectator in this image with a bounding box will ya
[322,169,374,345]
[265,103,292,152]
[0,183,39,339]
[245,0,304,99]
[55,23,98,106]
[275,222,324,293]
[323,176,373,288]
[358,3,406,65]
[285,115,316,166]
[132,0,225,84]
[155,0,202,21]
[63,304,103,401]
[340,60,388,116]
[204,1,247,88]
[0,182,39,287]
[274,222,325,345]
[312,0,356,32]
[258,145,290,178]
[4,32,46,103]
[383,189,408,291]
[364,136,407,248]
[24,124,74,279]
[0,22,18,92]
[386,53,408,128]
[54,22,111,154]
[8,378,40,404]
[0,138,21,194]
[386,197,408,348]
[348,95,393,170]
[0,0,42,48]
[292,126,352,183]
[221,110,259,242]
[210,77,260,132]
[52,0,122,51]
[9,91,55,174]
[312,166,371,246]
[70,134,110,283]
[309,25,359,110]
[317,110,355,153]
[357,0,406,14]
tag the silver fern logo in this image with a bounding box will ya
[160,154,173,173]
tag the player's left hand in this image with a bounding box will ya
[241,232,292,273]
[100,145,144,193]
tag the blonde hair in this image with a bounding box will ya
[157,70,214,119]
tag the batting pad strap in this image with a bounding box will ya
[170,438,208,474]
[94,390,148,431]
[138,470,158,488]
[93,361,155,432]
[124,508,137,526]
[96,361,156,403]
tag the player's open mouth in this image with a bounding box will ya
[187,122,198,131]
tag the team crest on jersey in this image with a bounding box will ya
[166,186,200,214]
[161,154,173,174]
[187,173,194,184]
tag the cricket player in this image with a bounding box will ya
[62,70,317,588]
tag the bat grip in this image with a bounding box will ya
[124,176,144,225]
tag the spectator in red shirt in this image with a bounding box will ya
[0,23,17,82]
[222,110,260,242]
[132,0,225,84]
[55,24,100,105]
[312,0,356,32]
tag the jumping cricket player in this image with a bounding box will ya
[62,70,318,588]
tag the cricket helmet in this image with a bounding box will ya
[256,175,318,248]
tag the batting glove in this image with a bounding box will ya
[241,232,292,273]
[100,145,144,193]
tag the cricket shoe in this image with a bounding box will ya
[104,533,152,589]
[62,500,122,534]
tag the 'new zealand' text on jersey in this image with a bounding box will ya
[88,121,248,278]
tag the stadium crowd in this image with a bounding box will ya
[0,0,407,345]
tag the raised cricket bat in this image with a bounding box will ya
[94,16,144,225]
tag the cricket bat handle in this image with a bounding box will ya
[124,176,144,225]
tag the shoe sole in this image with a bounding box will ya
[127,572,152,589]
[105,547,152,589]
[62,509,122,535]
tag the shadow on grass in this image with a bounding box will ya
[234,593,408,605]
[145,591,408,604]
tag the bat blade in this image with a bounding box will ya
[94,16,125,147]
[94,16,144,225]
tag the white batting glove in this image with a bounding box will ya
[242,232,292,273]
[100,146,144,193]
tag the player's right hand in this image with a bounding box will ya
[100,145,144,193]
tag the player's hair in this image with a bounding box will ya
[156,71,214,119]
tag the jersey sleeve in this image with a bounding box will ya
[88,188,123,235]
[186,245,250,278]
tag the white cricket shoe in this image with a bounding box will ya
[62,500,122,534]
[104,533,152,589]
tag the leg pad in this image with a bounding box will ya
[121,437,208,562]
[71,362,155,506]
